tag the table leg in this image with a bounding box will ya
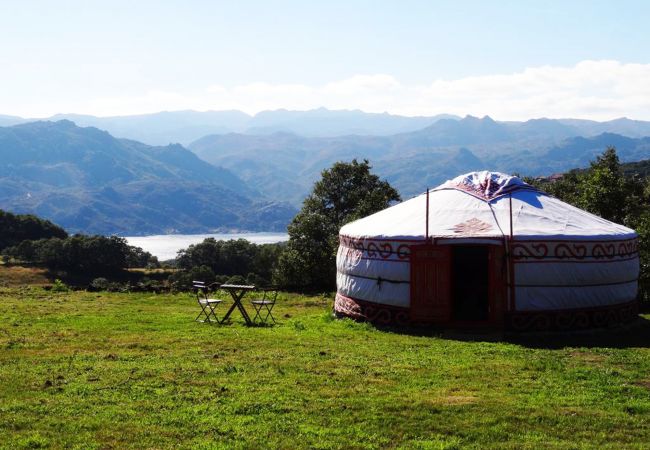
[220,300,238,323]
[236,296,252,325]
[221,290,253,325]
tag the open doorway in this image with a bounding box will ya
[452,245,489,321]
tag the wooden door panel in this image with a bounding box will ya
[410,244,451,323]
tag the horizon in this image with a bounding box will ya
[1,107,646,124]
[2,1,650,121]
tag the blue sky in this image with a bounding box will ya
[2,0,650,119]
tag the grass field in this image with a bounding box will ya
[0,287,649,449]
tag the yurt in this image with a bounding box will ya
[335,171,639,331]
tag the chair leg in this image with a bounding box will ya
[263,305,276,324]
[252,303,276,324]
[197,303,220,323]
[251,303,262,323]
[206,304,220,323]
[196,304,210,322]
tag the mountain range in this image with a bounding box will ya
[0,120,295,234]
[5,108,650,146]
[1,109,650,235]
[0,109,458,146]
[190,115,650,203]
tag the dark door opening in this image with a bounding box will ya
[452,246,489,321]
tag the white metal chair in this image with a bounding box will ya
[193,281,223,323]
[250,287,279,324]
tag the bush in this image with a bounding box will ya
[51,279,69,292]
[168,271,192,292]
[2,235,130,276]
[225,275,246,285]
[89,277,110,291]
[189,265,216,284]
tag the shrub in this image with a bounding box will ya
[89,277,110,291]
[225,274,246,285]
[51,279,69,292]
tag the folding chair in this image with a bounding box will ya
[194,281,223,323]
[250,287,279,324]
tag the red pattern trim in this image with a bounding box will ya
[339,234,421,243]
[334,293,409,326]
[336,293,639,331]
[339,236,412,261]
[514,255,639,264]
[511,239,638,262]
[505,301,638,331]
[339,236,639,264]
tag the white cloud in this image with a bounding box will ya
[12,60,650,120]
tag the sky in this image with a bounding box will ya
[1,0,650,120]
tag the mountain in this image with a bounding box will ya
[190,116,650,202]
[245,108,457,137]
[9,109,458,146]
[9,108,650,147]
[0,121,296,234]
[557,117,650,138]
[0,114,26,127]
[47,110,251,146]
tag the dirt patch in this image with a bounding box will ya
[568,350,607,365]
[0,265,52,287]
[436,395,478,405]
[635,379,650,390]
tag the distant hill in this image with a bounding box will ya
[9,109,459,145]
[0,121,296,234]
[8,108,650,147]
[245,108,457,137]
[0,114,26,127]
[190,116,650,202]
[47,110,251,146]
[557,117,650,138]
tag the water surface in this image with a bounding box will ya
[124,232,289,261]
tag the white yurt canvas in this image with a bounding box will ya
[335,171,639,331]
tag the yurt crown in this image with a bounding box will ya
[435,171,537,202]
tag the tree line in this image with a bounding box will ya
[1,210,159,277]
[1,151,648,302]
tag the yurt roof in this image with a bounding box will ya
[340,171,636,241]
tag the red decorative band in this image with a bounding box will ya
[334,293,409,326]
[511,239,638,262]
[335,294,639,331]
[505,301,639,332]
[339,236,412,261]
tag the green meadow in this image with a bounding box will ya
[0,287,649,449]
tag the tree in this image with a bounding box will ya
[175,238,283,283]
[530,147,650,304]
[578,147,629,223]
[275,159,401,291]
[0,209,67,250]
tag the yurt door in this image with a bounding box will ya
[410,244,451,323]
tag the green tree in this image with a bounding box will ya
[578,147,629,223]
[530,147,650,304]
[275,159,401,291]
[0,209,67,250]
[175,238,283,284]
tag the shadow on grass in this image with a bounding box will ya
[371,316,650,350]
[505,316,650,349]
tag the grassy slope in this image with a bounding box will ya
[0,288,648,449]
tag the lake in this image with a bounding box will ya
[124,232,289,261]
